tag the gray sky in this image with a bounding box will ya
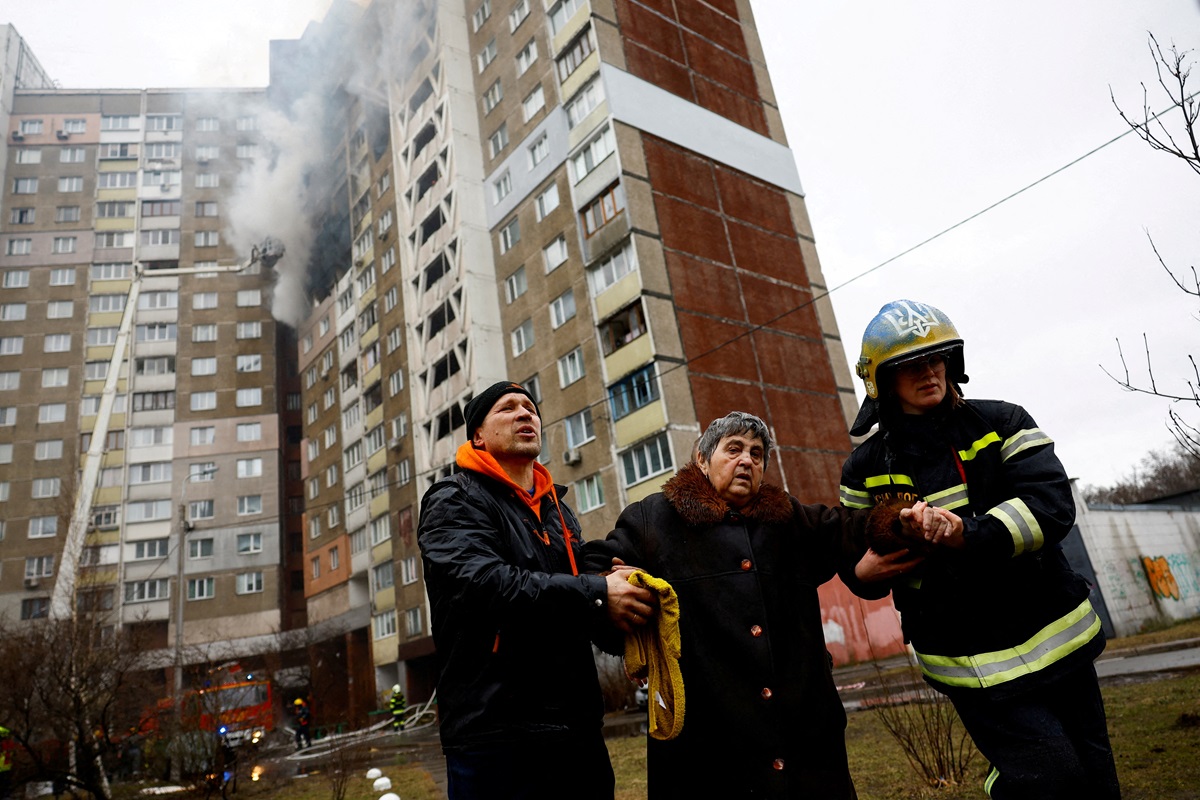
[5,1,1198,489]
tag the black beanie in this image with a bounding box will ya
[464,381,540,441]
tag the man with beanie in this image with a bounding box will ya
[418,381,655,800]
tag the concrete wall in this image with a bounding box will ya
[1075,483,1200,637]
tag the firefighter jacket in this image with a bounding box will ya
[839,398,1103,698]
[582,462,897,800]
[417,448,615,751]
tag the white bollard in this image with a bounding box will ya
[365,769,383,780]
[372,777,392,792]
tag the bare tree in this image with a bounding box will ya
[1084,439,1200,504]
[1106,34,1200,458]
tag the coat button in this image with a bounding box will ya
[773,758,785,771]
[740,559,752,571]
[750,625,763,637]
[761,687,773,699]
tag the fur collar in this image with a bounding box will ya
[661,462,794,527]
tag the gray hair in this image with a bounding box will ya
[697,412,772,471]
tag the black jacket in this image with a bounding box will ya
[418,469,612,750]
[840,398,1102,698]
[582,463,890,800]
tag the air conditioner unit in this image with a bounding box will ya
[197,158,209,165]
[23,578,39,590]
[11,131,24,141]
[562,449,582,466]
[378,229,390,240]
[160,183,172,193]
[354,258,364,267]
[56,130,69,140]
[388,437,404,451]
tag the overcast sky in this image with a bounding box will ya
[4,1,1198,489]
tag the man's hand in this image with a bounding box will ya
[854,547,924,583]
[900,501,965,549]
[604,565,656,634]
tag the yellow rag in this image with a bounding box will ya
[624,571,684,740]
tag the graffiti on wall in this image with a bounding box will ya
[1140,555,1181,601]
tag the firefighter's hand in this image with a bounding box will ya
[605,566,656,633]
[854,547,924,582]
[900,502,965,549]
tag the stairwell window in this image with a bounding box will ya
[575,474,605,513]
[499,217,520,254]
[621,433,674,486]
[558,347,585,387]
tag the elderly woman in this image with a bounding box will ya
[582,411,934,800]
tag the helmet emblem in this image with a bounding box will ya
[881,300,940,339]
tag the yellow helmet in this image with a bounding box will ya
[855,299,964,399]
[293,698,305,706]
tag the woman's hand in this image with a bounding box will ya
[854,547,924,583]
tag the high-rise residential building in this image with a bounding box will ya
[0,1,905,723]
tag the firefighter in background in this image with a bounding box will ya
[0,725,14,800]
[291,699,312,750]
[388,685,407,732]
[841,299,1120,799]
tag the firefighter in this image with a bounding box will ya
[840,299,1120,799]
[0,725,14,800]
[388,684,407,732]
[291,699,311,750]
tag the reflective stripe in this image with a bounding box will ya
[839,484,872,509]
[864,473,914,488]
[925,483,969,511]
[984,766,999,796]
[958,432,1000,461]
[902,576,923,589]
[1001,427,1052,461]
[986,498,1043,555]
[916,599,1101,689]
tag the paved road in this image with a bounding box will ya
[1095,644,1200,678]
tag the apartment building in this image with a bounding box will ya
[0,83,307,677]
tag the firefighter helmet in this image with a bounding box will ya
[293,698,305,706]
[854,299,965,399]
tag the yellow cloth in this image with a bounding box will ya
[624,571,684,741]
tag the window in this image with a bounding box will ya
[609,364,661,419]
[237,458,263,478]
[237,321,262,339]
[0,443,10,462]
[58,176,84,193]
[191,391,217,411]
[236,388,263,407]
[133,539,169,560]
[41,368,67,387]
[125,579,168,603]
[575,473,605,512]
[126,500,171,522]
[237,533,263,554]
[401,556,420,586]
[47,301,74,319]
[2,270,29,288]
[398,458,412,486]
[235,115,258,131]
[237,495,263,516]
[0,372,20,390]
[237,572,264,594]
[49,267,75,285]
[516,39,538,76]
[472,0,491,31]
[32,477,61,498]
[60,147,86,163]
[38,404,66,423]
[9,208,34,224]
[12,178,37,194]
[188,577,215,601]
[0,408,13,425]
[20,598,49,621]
[0,337,22,356]
[389,369,405,397]
[35,440,64,460]
[374,610,397,639]
[193,292,218,310]
[129,462,172,485]
[195,200,218,216]
[523,86,546,123]
[237,289,261,307]
[548,0,584,34]
[381,247,396,273]
[147,115,181,131]
[477,38,497,72]
[370,514,392,545]
[384,285,399,313]
[193,324,217,342]
[55,206,81,223]
[92,263,131,280]
[52,236,76,254]
[509,0,530,30]
[196,117,220,132]
[588,242,638,298]
[535,183,560,220]
[326,464,339,487]
[565,407,595,448]
[373,561,395,591]
[512,318,534,356]
[558,347,585,387]
[505,266,527,303]
[100,141,135,158]
[131,426,173,447]
[29,516,58,538]
[556,23,595,81]
[483,79,503,114]
[98,172,137,189]
[90,294,126,313]
[499,217,520,254]
[550,290,576,328]
[196,173,219,188]
[44,334,71,353]
[581,182,626,236]
[543,235,568,272]
[622,432,674,486]
[406,607,423,637]
[15,148,42,164]
[528,132,549,166]
[489,124,509,159]
[236,354,262,372]
[141,229,180,246]
[64,118,87,133]
[195,231,219,247]
[571,124,615,183]
[133,391,175,411]
[139,290,178,310]
[26,556,54,579]
[493,171,512,203]
[5,239,31,256]
[236,143,258,159]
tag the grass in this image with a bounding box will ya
[1107,616,1200,651]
